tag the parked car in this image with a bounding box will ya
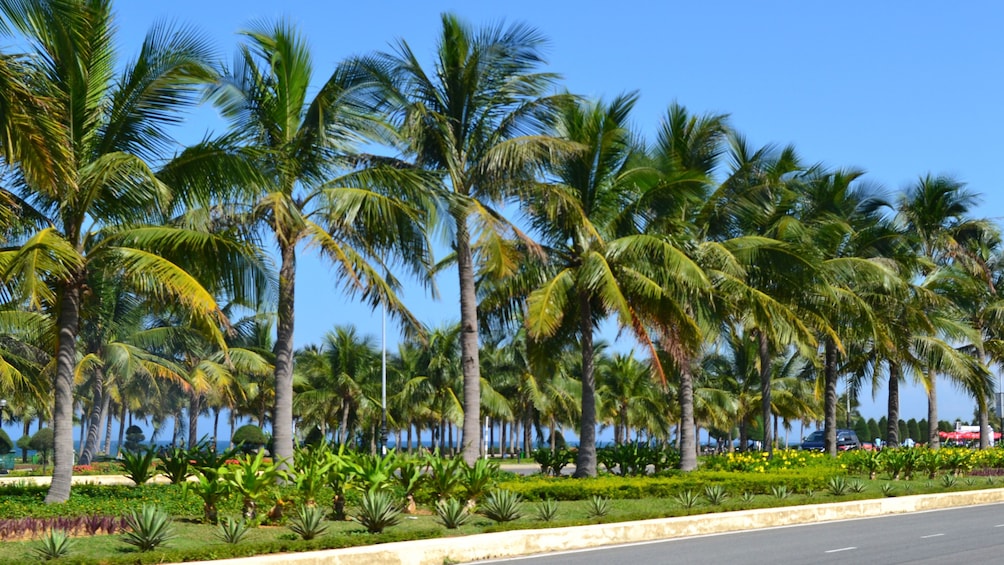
[800,429,860,451]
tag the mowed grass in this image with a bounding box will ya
[0,475,999,564]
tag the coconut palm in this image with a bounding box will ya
[0,0,269,502]
[207,20,430,469]
[897,175,995,448]
[361,14,567,463]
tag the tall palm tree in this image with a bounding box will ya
[362,14,565,463]
[0,0,263,502]
[207,20,429,468]
[897,175,993,447]
[520,95,708,476]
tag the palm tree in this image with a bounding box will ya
[898,175,994,448]
[362,14,566,463]
[207,20,429,469]
[0,0,264,503]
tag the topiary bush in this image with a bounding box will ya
[231,425,267,454]
[123,425,145,453]
[29,428,54,468]
[0,429,12,455]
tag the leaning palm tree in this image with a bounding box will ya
[207,20,430,468]
[0,0,264,503]
[361,14,566,463]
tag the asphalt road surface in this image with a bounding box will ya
[476,503,1004,564]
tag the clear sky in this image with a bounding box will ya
[100,1,1004,427]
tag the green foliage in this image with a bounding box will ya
[216,516,250,545]
[702,485,729,505]
[156,446,192,485]
[120,446,158,486]
[223,449,286,521]
[534,498,559,522]
[848,479,867,493]
[532,448,574,477]
[122,504,175,552]
[231,425,267,452]
[498,469,837,501]
[827,476,849,496]
[0,429,12,455]
[740,491,756,504]
[292,445,336,506]
[29,428,54,466]
[770,485,790,499]
[124,426,146,453]
[480,490,523,523]
[396,458,425,504]
[585,495,611,518]
[355,491,402,534]
[425,455,465,501]
[33,529,75,560]
[881,483,896,497]
[941,473,957,488]
[288,504,329,540]
[352,451,398,495]
[675,490,699,509]
[597,443,680,476]
[434,498,471,529]
[463,458,499,503]
[185,444,242,524]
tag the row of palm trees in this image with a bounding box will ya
[0,1,1001,504]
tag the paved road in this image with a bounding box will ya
[477,503,1004,564]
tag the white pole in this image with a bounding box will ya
[381,302,387,456]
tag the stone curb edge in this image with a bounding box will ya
[175,487,1004,565]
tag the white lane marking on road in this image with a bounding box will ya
[825,547,856,553]
[920,533,944,539]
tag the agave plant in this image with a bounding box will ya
[534,498,560,522]
[675,490,699,509]
[122,504,175,552]
[435,498,471,529]
[585,495,611,519]
[33,529,75,561]
[288,504,329,541]
[356,491,402,534]
[480,490,523,523]
[827,476,849,496]
[770,485,790,500]
[703,485,729,505]
[216,516,250,545]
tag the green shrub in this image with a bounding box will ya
[231,425,267,453]
[123,425,145,453]
[33,529,74,560]
[480,489,523,523]
[156,446,192,484]
[675,490,699,509]
[122,504,175,552]
[0,428,12,455]
[585,495,611,518]
[355,491,402,534]
[288,504,329,540]
[534,498,559,522]
[827,476,849,496]
[434,498,470,529]
[216,516,250,545]
[463,458,499,504]
[121,446,158,486]
[29,428,54,468]
[702,484,729,505]
[532,448,574,477]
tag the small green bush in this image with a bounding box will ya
[534,498,559,522]
[288,504,328,540]
[33,529,74,560]
[480,490,523,523]
[434,498,470,529]
[231,425,267,453]
[355,491,402,534]
[122,504,175,552]
[216,517,250,545]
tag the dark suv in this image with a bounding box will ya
[800,429,860,451]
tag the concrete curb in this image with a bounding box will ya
[174,488,1004,565]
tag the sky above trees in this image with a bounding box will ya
[107,1,1004,423]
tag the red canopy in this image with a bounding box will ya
[939,430,1002,440]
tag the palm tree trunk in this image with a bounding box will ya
[213,408,220,446]
[979,403,990,449]
[455,215,482,465]
[823,338,838,456]
[887,362,900,446]
[573,292,597,477]
[46,282,82,504]
[927,368,940,449]
[273,242,297,473]
[188,392,201,449]
[678,360,697,471]
[116,406,127,458]
[757,330,773,458]
[80,368,108,465]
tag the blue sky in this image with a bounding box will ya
[101,1,1004,427]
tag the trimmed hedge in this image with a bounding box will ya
[498,468,843,501]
